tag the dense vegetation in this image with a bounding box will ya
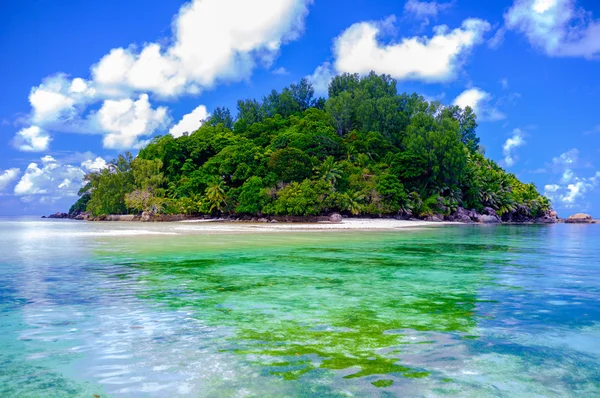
[72,72,551,220]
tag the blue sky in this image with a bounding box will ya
[1,0,599,216]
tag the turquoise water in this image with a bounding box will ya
[1,219,599,397]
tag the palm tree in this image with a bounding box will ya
[341,191,365,215]
[205,178,227,213]
[315,156,342,186]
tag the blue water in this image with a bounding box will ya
[0,219,599,397]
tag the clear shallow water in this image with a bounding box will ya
[1,219,599,397]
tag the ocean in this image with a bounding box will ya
[1,218,599,397]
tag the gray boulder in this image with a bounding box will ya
[425,214,444,222]
[480,214,501,224]
[447,207,474,223]
[482,207,498,216]
[329,213,343,223]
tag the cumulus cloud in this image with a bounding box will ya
[91,0,311,97]
[0,168,21,192]
[28,75,96,126]
[81,157,108,172]
[551,147,578,169]
[453,88,506,121]
[331,16,490,82]
[505,0,600,58]
[502,128,526,167]
[543,148,599,208]
[14,157,85,201]
[14,0,312,150]
[545,171,600,207]
[13,126,52,152]
[12,154,106,205]
[306,62,335,96]
[169,105,209,138]
[95,94,170,149]
[272,67,289,75]
[404,0,453,27]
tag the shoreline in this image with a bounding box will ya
[35,217,564,235]
[175,218,456,232]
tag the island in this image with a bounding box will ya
[66,73,556,224]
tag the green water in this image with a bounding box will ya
[1,219,599,396]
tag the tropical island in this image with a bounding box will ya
[67,73,556,224]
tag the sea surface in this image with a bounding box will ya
[1,218,599,397]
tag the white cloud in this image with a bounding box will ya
[96,94,170,150]
[404,0,453,26]
[90,0,312,97]
[169,105,209,138]
[453,87,506,121]
[545,171,600,207]
[14,0,312,150]
[502,128,526,167]
[488,27,506,49]
[14,157,86,203]
[272,67,289,75]
[306,62,334,96]
[29,75,96,125]
[505,0,600,58]
[560,168,575,183]
[81,157,108,172]
[0,168,21,192]
[551,148,578,169]
[332,16,490,82]
[13,126,51,152]
[500,78,509,89]
[543,148,599,208]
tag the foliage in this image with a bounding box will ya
[73,72,551,219]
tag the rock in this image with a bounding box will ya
[329,213,343,223]
[425,215,443,222]
[257,218,269,223]
[535,210,559,224]
[41,216,46,218]
[480,214,501,224]
[47,212,69,219]
[482,207,498,217]
[565,213,593,224]
[447,207,474,223]
[141,211,153,222]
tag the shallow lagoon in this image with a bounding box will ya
[1,219,599,397]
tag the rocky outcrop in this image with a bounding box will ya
[446,207,474,223]
[445,206,558,224]
[565,213,594,224]
[535,210,559,224]
[480,207,501,223]
[425,214,444,222]
[44,212,69,219]
[328,213,343,223]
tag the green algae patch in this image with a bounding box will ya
[108,230,512,383]
[403,371,430,378]
[371,379,394,388]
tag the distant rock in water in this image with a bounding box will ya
[565,213,595,224]
[45,212,69,219]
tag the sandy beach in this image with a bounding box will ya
[176,218,455,232]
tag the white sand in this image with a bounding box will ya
[176,218,456,233]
